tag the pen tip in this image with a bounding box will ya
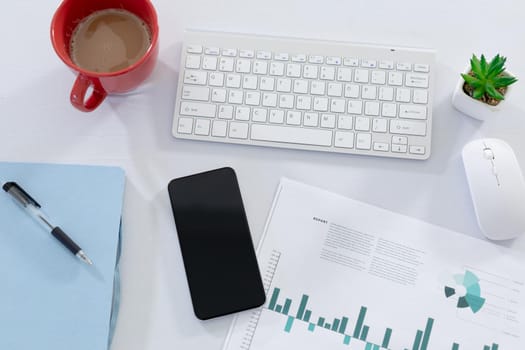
[77,251,93,266]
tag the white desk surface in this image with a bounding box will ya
[2,0,525,349]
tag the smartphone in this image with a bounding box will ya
[167,167,266,320]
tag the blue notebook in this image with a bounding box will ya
[0,162,125,350]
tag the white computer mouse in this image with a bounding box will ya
[462,138,525,240]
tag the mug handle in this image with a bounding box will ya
[70,74,107,112]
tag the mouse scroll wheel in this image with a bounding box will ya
[483,148,495,160]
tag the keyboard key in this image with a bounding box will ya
[202,56,217,70]
[399,105,427,120]
[320,114,336,128]
[371,70,386,85]
[177,117,194,134]
[337,68,352,82]
[396,63,411,71]
[364,101,380,116]
[226,74,241,88]
[392,136,408,145]
[356,133,372,150]
[294,80,309,94]
[229,122,249,138]
[362,86,377,100]
[327,83,343,97]
[355,117,370,131]
[252,108,267,122]
[286,111,302,125]
[270,62,285,76]
[243,75,258,90]
[414,64,430,73]
[396,88,411,103]
[320,66,336,80]
[211,89,226,103]
[262,93,278,107]
[212,120,228,137]
[326,57,342,65]
[413,90,428,104]
[260,77,275,91]
[337,115,353,130]
[184,70,207,85]
[361,60,377,68]
[409,145,426,155]
[405,73,429,88]
[222,48,237,57]
[303,65,319,79]
[275,53,289,61]
[253,61,268,74]
[334,131,355,148]
[228,90,244,104]
[257,51,272,59]
[185,55,201,69]
[309,55,324,64]
[373,142,389,151]
[239,49,254,58]
[330,99,345,113]
[251,124,332,146]
[204,47,220,55]
[277,78,292,92]
[296,96,312,110]
[291,54,306,62]
[180,102,216,118]
[379,61,394,69]
[245,92,260,106]
[354,69,369,83]
[388,72,403,86]
[390,120,427,136]
[344,84,359,98]
[313,97,329,111]
[372,118,387,133]
[211,120,228,137]
[392,144,407,153]
[187,45,203,54]
[279,94,295,108]
[219,57,235,72]
[343,57,359,67]
[381,103,397,117]
[235,106,250,121]
[304,112,319,127]
[347,100,363,114]
[311,81,326,95]
[378,87,394,101]
[209,72,224,86]
[181,85,210,101]
[286,64,301,77]
[269,110,285,123]
[194,119,211,135]
[236,59,251,73]
[218,105,233,119]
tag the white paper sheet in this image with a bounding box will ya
[223,178,525,350]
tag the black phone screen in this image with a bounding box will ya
[168,167,265,319]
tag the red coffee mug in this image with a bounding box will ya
[50,0,159,112]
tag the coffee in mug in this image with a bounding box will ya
[70,9,152,73]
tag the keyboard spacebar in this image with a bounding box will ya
[251,124,332,147]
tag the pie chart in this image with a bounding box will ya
[444,270,485,313]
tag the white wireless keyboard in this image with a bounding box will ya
[173,30,435,160]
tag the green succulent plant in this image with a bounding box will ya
[461,54,517,103]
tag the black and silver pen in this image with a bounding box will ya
[2,182,93,266]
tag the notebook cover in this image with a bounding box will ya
[0,162,125,350]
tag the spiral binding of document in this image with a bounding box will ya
[173,30,436,160]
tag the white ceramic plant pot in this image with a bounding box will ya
[451,68,511,121]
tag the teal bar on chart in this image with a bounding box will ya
[308,323,315,332]
[382,328,392,348]
[343,335,351,345]
[491,344,499,350]
[451,343,459,350]
[296,295,309,320]
[365,343,373,350]
[275,305,282,313]
[268,288,280,311]
[304,310,312,323]
[353,306,367,338]
[373,345,380,350]
[420,318,434,350]
[282,299,292,315]
[332,318,340,331]
[483,346,490,350]
[360,325,370,341]
[284,316,294,333]
[412,330,423,350]
[339,317,349,334]
[324,324,331,329]
[317,317,325,327]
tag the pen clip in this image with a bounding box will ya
[2,182,41,208]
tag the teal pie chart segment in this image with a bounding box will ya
[445,270,485,314]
